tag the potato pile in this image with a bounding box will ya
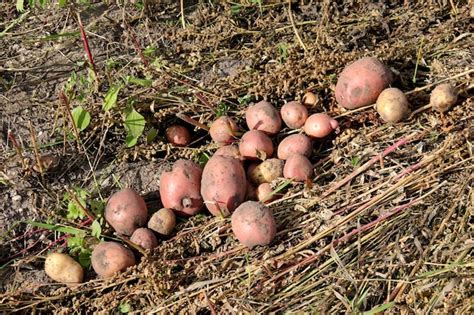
[45,56,460,283]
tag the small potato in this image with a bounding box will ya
[231,201,276,248]
[105,188,148,236]
[130,228,158,250]
[430,83,458,113]
[256,183,280,203]
[147,208,176,236]
[214,145,244,161]
[201,155,247,217]
[281,101,308,129]
[209,116,239,146]
[45,252,84,284]
[335,57,393,109]
[91,242,136,278]
[249,158,284,185]
[166,125,191,147]
[160,159,203,216]
[376,88,410,123]
[239,130,274,160]
[277,134,312,160]
[245,101,282,135]
[283,154,313,182]
[304,113,339,138]
[302,91,320,108]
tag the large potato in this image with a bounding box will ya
[280,101,308,129]
[91,242,136,278]
[159,159,203,216]
[209,116,239,146]
[130,228,158,250]
[201,155,246,217]
[249,158,284,185]
[335,57,393,109]
[283,154,313,182]
[277,134,312,160]
[245,101,282,135]
[239,130,274,160]
[44,252,84,284]
[231,201,276,248]
[105,188,148,236]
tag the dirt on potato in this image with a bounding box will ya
[0,1,473,314]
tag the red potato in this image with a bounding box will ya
[277,134,312,160]
[281,101,308,129]
[44,252,84,284]
[209,116,239,146]
[166,125,191,147]
[239,130,274,160]
[335,57,393,109]
[130,228,158,250]
[147,208,176,236]
[91,242,136,278]
[430,83,458,113]
[248,158,284,185]
[376,88,410,123]
[214,145,244,161]
[159,159,203,216]
[201,155,247,217]
[284,154,313,182]
[245,101,282,135]
[231,201,276,248]
[304,113,338,138]
[105,188,148,236]
[256,183,279,203]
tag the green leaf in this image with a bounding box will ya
[78,250,91,268]
[71,106,91,132]
[91,220,101,239]
[58,0,67,7]
[90,199,104,216]
[103,85,121,111]
[362,301,395,315]
[119,303,131,313]
[126,76,152,87]
[16,0,24,12]
[146,128,158,144]
[125,134,138,148]
[67,235,84,249]
[27,221,86,236]
[124,108,145,138]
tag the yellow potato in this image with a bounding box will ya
[44,252,84,284]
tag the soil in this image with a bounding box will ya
[1,1,473,313]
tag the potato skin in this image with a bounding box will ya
[430,83,458,113]
[159,159,203,216]
[335,57,393,109]
[201,155,246,217]
[45,252,84,283]
[245,101,282,135]
[239,130,274,160]
[130,228,158,250]
[304,113,338,138]
[166,125,190,147]
[105,188,148,236]
[283,154,313,182]
[249,158,284,185]
[256,183,279,203]
[214,145,244,161]
[91,242,136,278]
[277,134,312,160]
[376,88,410,123]
[147,208,176,236]
[231,201,276,248]
[281,101,308,129]
[209,116,238,146]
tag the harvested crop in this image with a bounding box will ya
[430,83,458,113]
[44,252,84,284]
[281,101,308,129]
[376,88,410,123]
[105,188,148,236]
[245,101,282,135]
[304,113,338,138]
[209,116,239,146]
[147,208,176,236]
[166,125,191,147]
[239,130,273,160]
[91,242,136,278]
[277,134,312,160]
[283,154,313,181]
[248,158,284,185]
[130,228,158,250]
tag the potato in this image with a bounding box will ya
[376,88,410,123]
[166,125,191,147]
[201,155,246,217]
[283,154,313,182]
[209,116,238,146]
[302,91,320,108]
[239,130,274,160]
[147,208,176,236]
[91,242,136,278]
[231,201,276,248]
[130,228,158,250]
[159,159,203,216]
[335,57,393,109]
[245,101,282,135]
[304,113,339,138]
[277,134,312,160]
[256,183,279,203]
[105,188,148,236]
[249,158,284,185]
[281,101,308,129]
[430,83,458,113]
[44,252,84,284]
[214,145,244,161]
